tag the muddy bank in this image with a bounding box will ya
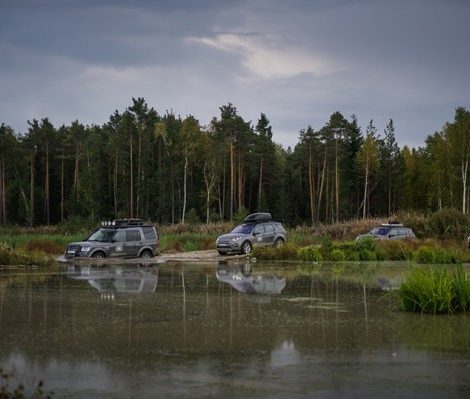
[56,250,248,264]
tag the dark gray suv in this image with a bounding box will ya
[216,213,287,255]
[65,219,159,259]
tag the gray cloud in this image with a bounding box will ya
[0,0,469,148]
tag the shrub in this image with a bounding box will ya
[428,208,470,239]
[297,245,323,262]
[414,246,434,264]
[377,240,414,261]
[329,248,346,262]
[253,243,299,260]
[414,245,460,264]
[24,239,64,254]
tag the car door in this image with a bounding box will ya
[252,224,265,247]
[124,229,142,258]
[109,229,127,258]
[263,223,276,245]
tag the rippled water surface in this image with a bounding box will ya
[1,261,469,398]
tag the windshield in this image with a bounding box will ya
[87,228,116,242]
[231,224,254,234]
[370,227,390,236]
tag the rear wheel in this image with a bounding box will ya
[241,241,252,255]
[140,250,153,259]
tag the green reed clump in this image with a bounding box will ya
[252,243,298,260]
[399,265,470,314]
[0,243,51,266]
[297,245,323,262]
[414,245,460,264]
[376,240,414,261]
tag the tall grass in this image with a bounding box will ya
[400,265,470,314]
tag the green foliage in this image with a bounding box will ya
[376,240,413,261]
[400,265,470,314]
[414,245,460,264]
[232,207,249,223]
[329,248,346,262]
[252,243,298,260]
[427,208,470,239]
[184,209,201,225]
[0,243,50,266]
[297,245,323,262]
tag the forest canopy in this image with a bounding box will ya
[0,99,469,226]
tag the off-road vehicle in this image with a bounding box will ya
[65,219,159,259]
[356,221,416,241]
[216,213,286,255]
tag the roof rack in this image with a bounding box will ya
[101,219,145,228]
[244,212,273,223]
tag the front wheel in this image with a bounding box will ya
[274,238,284,248]
[91,252,105,259]
[241,241,252,255]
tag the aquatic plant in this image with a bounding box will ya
[399,265,470,314]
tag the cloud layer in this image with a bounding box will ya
[1,0,469,148]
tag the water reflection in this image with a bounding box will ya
[216,263,286,295]
[0,262,469,398]
[66,263,159,297]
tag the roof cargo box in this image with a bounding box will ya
[244,213,272,223]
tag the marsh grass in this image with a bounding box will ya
[400,265,470,314]
[0,243,50,266]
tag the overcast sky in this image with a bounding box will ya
[1,0,469,148]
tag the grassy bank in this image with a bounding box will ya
[252,237,468,264]
[0,209,469,264]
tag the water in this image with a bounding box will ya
[0,261,469,398]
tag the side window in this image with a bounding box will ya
[265,224,275,234]
[113,230,126,242]
[253,224,265,235]
[126,230,141,242]
[143,227,157,240]
[398,228,407,237]
[389,228,399,237]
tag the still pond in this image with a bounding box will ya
[0,261,469,398]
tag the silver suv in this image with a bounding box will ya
[356,222,416,240]
[216,213,287,255]
[65,219,159,259]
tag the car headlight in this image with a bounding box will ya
[81,246,91,252]
[231,237,243,242]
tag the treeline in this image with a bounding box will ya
[0,98,469,226]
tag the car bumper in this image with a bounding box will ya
[217,242,243,253]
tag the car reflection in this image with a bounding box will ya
[216,263,286,295]
[66,264,159,297]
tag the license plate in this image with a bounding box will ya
[67,250,76,254]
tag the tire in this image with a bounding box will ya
[274,238,284,248]
[241,263,252,276]
[218,250,228,256]
[91,252,105,259]
[139,250,153,259]
[241,241,252,255]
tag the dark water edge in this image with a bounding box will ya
[0,261,469,398]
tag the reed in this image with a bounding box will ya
[399,265,470,314]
